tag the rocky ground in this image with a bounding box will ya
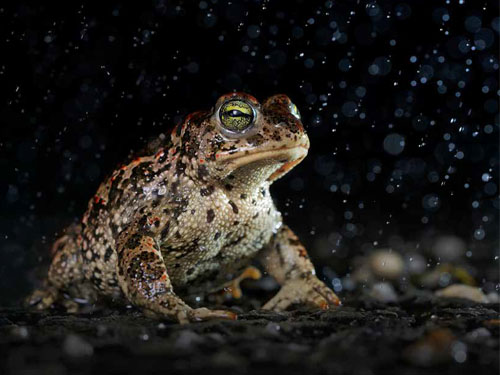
[0,291,498,375]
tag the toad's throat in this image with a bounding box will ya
[218,145,309,181]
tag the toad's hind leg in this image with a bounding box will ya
[25,224,85,311]
[116,223,237,324]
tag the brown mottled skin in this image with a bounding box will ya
[27,93,341,323]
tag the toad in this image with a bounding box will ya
[27,93,340,323]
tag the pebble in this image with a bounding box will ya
[406,253,427,275]
[435,284,489,303]
[369,249,405,280]
[369,282,398,303]
[464,327,491,343]
[486,291,500,304]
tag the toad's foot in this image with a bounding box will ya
[211,266,262,300]
[144,306,237,324]
[24,286,59,310]
[187,307,237,323]
[262,276,341,311]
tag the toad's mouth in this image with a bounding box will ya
[217,144,309,181]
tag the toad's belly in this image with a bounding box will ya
[164,224,275,291]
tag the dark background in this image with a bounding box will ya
[0,0,498,306]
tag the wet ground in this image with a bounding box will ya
[1,291,498,375]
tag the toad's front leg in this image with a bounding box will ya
[116,223,236,324]
[258,224,341,311]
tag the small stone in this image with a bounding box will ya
[435,284,488,303]
[265,322,281,336]
[63,334,94,357]
[486,291,500,304]
[464,327,491,343]
[369,250,405,280]
[10,326,29,339]
[406,253,426,275]
[369,282,398,303]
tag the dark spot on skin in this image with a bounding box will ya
[228,200,239,214]
[261,188,266,197]
[253,213,259,219]
[104,247,114,262]
[175,160,186,175]
[175,231,181,239]
[160,222,170,240]
[172,199,189,220]
[224,184,233,191]
[214,232,220,240]
[158,153,167,163]
[156,163,171,175]
[252,199,257,206]
[225,236,243,247]
[247,134,265,146]
[126,234,142,250]
[191,209,196,215]
[276,243,285,266]
[138,215,148,227]
[187,267,195,276]
[198,164,209,180]
[207,209,215,223]
[90,274,102,288]
[200,185,215,197]
[240,193,247,200]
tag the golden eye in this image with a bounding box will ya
[219,99,255,132]
[289,102,301,119]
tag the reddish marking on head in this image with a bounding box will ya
[155,149,164,159]
[199,159,204,164]
[93,195,107,205]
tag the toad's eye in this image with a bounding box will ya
[219,99,255,132]
[289,102,301,120]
